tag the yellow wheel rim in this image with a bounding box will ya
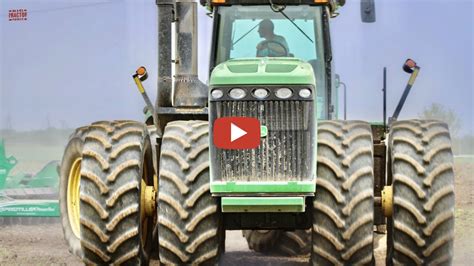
[141,178,149,248]
[140,156,156,252]
[67,158,81,238]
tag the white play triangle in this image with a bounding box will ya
[230,123,247,142]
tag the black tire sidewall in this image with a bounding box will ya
[59,135,84,258]
[243,230,282,253]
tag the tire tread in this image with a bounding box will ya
[312,120,374,266]
[388,120,455,265]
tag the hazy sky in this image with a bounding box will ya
[1,0,473,134]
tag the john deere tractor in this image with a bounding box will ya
[59,0,455,265]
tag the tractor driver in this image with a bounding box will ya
[256,19,290,57]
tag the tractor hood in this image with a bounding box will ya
[210,58,315,86]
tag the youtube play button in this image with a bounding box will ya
[213,117,261,150]
[231,123,247,142]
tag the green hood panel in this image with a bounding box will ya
[210,58,315,86]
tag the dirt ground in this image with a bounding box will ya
[0,225,375,266]
[452,157,474,265]
[0,159,471,265]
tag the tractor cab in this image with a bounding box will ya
[210,2,335,120]
[210,4,331,119]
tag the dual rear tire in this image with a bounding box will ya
[243,229,311,257]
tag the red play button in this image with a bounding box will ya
[213,117,260,150]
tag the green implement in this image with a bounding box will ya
[0,139,59,221]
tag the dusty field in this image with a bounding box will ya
[0,224,312,266]
[452,157,474,265]
[0,225,383,266]
[0,158,471,265]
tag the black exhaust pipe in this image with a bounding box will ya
[156,0,174,108]
[156,0,208,108]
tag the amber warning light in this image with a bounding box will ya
[8,9,28,21]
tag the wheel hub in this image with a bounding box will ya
[141,179,156,217]
[381,185,393,217]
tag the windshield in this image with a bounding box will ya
[213,5,328,118]
[215,5,323,64]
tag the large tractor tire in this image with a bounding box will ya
[243,229,311,256]
[312,121,374,265]
[243,230,281,253]
[79,121,155,265]
[278,229,312,256]
[59,126,89,258]
[158,120,223,265]
[387,120,455,265]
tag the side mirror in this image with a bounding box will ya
[361,0,376,23]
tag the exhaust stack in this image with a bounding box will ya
[174,0,207,107]
[156,0,174,107]
[156,0,207,108]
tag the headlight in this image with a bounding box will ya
[229,88,246,99]
[299,88,312,98]
[275,88,293,99]
[253,88,269,99]
[211,89,223,99]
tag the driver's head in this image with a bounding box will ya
[258,19,274,38]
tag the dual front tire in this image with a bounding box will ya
[60,121,155,265]
[60,120,222,265]
[387,120,455,265]
[312,120,455,265]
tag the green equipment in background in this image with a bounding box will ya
[0,139,60,222]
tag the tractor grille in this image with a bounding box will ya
[210,100,315,182]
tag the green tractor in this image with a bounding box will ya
[0,139,60,224]
[59,0,455,265]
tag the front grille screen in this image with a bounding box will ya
[210,100,315,182]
